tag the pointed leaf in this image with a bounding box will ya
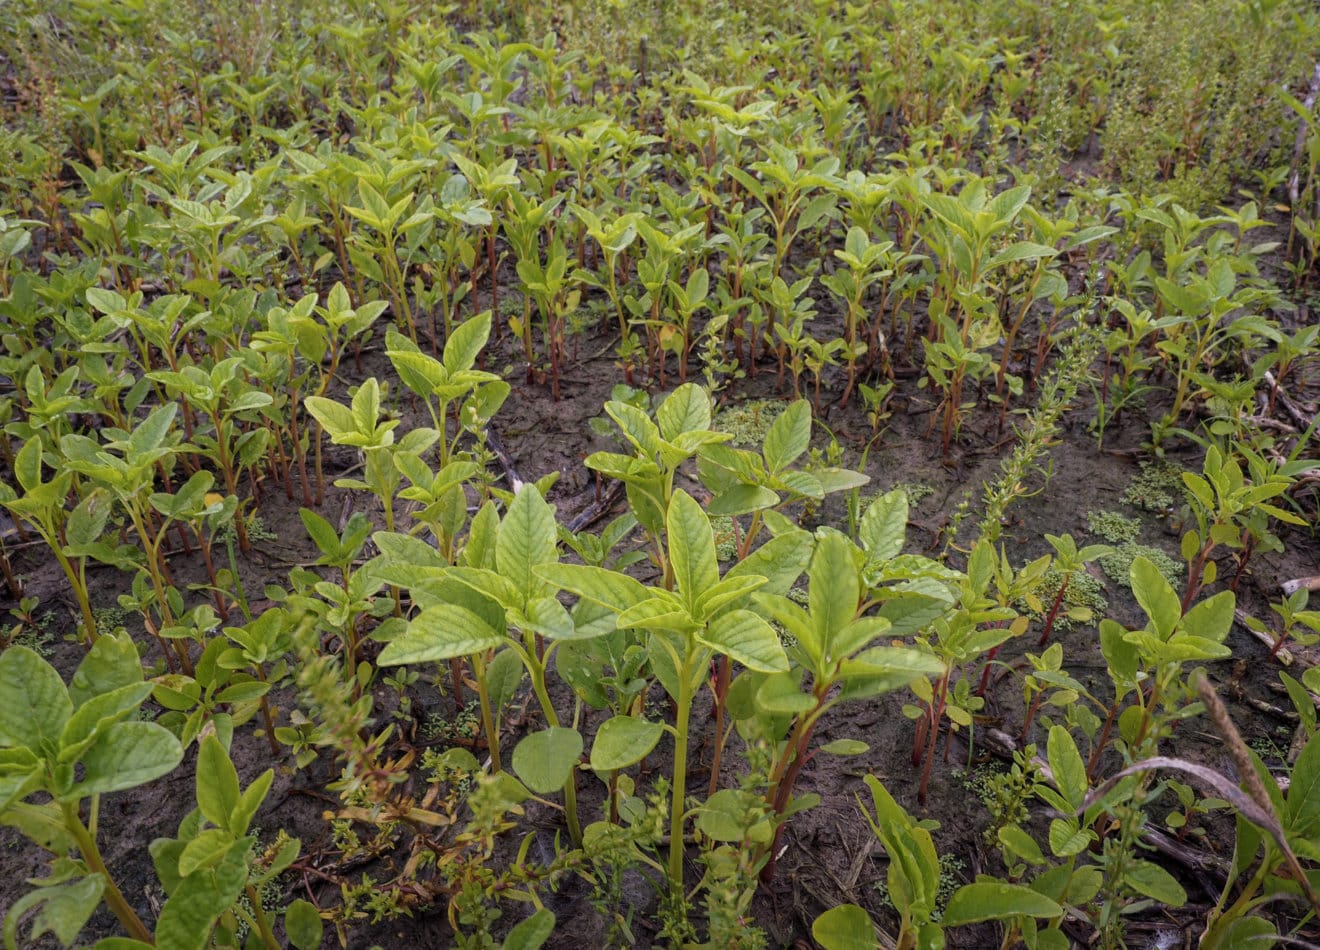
[74,721,183,797]
[860,489,908,561]
[668,490,719,606]
[378,605,506,665]
[701,609,788,672]
[1130,556,1180,640]
[444,311,492,375]
[496,487,557,603]
[810,532,860,646]
[0,646,72,750]
[503,908,555,950]
[940,882,1061,926]
[763,401,811,473]
[195,735,239,832]
[655,383,711,442]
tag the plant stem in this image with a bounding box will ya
[245,885,281,950]
[61,800,154,944]
[668,654,695,897]
[472,652,501,773]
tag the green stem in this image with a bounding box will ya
[472,653,502,773]
[244,885,281,950]
[62,800,154,944]
[521,640,582,845]
[668,653,695,896]
[52,544,98,645]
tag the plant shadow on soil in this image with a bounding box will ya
[1,292,1317,948]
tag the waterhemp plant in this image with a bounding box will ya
[0,634,181,947]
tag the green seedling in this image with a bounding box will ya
[541,489,790,907]
[813,774,1063,950]
[0,634,182,946]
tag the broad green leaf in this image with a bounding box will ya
[285,899,324,950]
[590,716,664,771]
[444,311,492,376]
[838,647,944,694]
[701,609,788,672]
[606,401,662,457]
[74,721,183,798]
[859,489,908,562]
[518,596,579,640]
[1130,556,1181,640]
[1181,590,1235,644]
[862,774,939,915]
[753,594,820,666]
[668,490,719,606]
[987,241,1058,270]
[695,574,767,619]
[1122,860,1186,905]
[177,827,233,876]
[696,787,773,843]
[299,507,340,555]
[615,589,695,631]
[379,604,505,665]
[154,838,252,950]
[502,908,555,950]
[763,400,810,472]
[0,799,73,853]
[706,483,780,516]
[487,648,526,712]
[655,383,711,442]
[303,395,356,440]
[1047,819,1092,857]
[495,486,557,602]
[0,646,72,750]
[812,904,876,950]
[231,768,273,837]
[819,739,869,756]
[537,563,650,613]
[755,672,817,714]
[940,882,1062,926]
[3,874,104,950]
[447,566,523,610]
[1047,726,1087,812]
[195,735,240,832]
[831,616,893,661]
[726,530,813,595]
[512,727,582,793]
[1098,619,1138,690]
[997,825,1046,865]
[1288,729,1320,836]
[129,403,178,455]
[58,682,153,761]
[810,532,860,645]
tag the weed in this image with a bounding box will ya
[1121,461,1186,512]
[1098,542,1184,590]
[1085,509,1143,544]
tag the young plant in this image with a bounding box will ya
[542,490,790,905]
[813,774,1063,950]
[748,515,943,881]
[0,438,104,645]
[585,383,731,582]
[0,634,183,946]
[146,733,303,950]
